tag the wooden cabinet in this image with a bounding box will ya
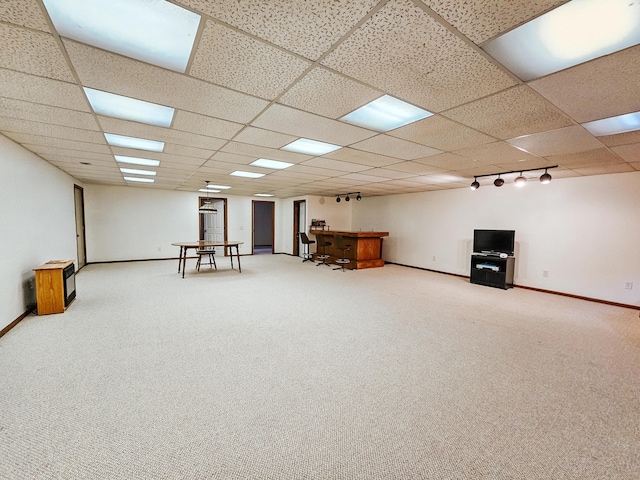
[33,260,76,315]
[311,231,389,269]
[470,254,515,290]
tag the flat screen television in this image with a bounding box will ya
[473,229,515,256]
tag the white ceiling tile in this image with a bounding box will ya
[0,0,52,31]
[300,158,371,173]
[455,140,540,163]
[573,164,635,176]
[444,86,573,139]
[322,0,515,112]
[338,172,389,183]
[545,148,628,169]
[0,116,105,143]
[383,161,447,175]
[233,127,297,149]
[210,151,254,165]
[64,40,269,124]
[221,141,311,163]
[361,168,415,180]
[25,147,113,163]
[190,20,311,100]
[0,69,89,111]
[0,24,75,82]
[251,103,375,145]
[324,147,401,168]
[279,67,382,119]
[164,144,214,159]
[389,115,496,151]
[350,134,442,160]
[5,133,111,153]
[177,0,379,60]
[421,0,565,44]
[529,45,640,123]
[611,143,640,163]
[507,126,605,157]
[0,97,99,131]
[173,110,243,140]
[598,131,640,148]
[412,152,484,170]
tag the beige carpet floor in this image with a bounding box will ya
[1,254,639,479]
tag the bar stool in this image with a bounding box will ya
[299,232,315,262]
[196,247,217,271]
[315,234,332,267]
[332,235,351,271]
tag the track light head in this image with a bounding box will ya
[494,176,504,187]
[336,196,341,203]
[356,194,362,201]
[345,195,350,202]
[540,169,552,184]
[514,173,526,187]
[470,178,480,190]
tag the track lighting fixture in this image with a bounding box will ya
[540,169,552,184]
[335,192,361,203]
[470,166,557,190]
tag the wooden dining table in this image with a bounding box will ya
[171,241,243,278]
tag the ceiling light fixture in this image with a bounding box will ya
[582,110,640,136]
[250,158,294,169]
[199,181,217,214]
[84,88,175,127]
[340,94,433,132]
[335,192,362,203]
[115,155,160,167]
[281,138,342,156]
[230,171,265,178]
[105,133,164,152]
[482,0,640,81]
[470,166,558,190]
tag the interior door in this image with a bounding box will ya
[73,185,86,269]
[204,199,225,242]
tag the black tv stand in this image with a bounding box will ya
[470,253,515,290]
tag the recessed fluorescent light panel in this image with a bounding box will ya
[206,185,231,190]
[582,111,640,136]
[115,155,160,167]
[124,176,154,183]
[282,138,342,156]
[230,171,265,179]
[250,158,294,169]
[119,167,156,176]
[340,95,433,132]
[105,133,164,152]
[254,194,274,197]
[199,189,221,193]
[84,88,174,127]
[482,0,640,81]
[42,0,201,73]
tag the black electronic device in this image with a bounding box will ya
[473,229,515,256]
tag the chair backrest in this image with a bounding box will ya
[299,232,311,244]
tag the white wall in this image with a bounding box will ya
[352,172,640,307]
[0,134,78,327]
[84,185,281,261]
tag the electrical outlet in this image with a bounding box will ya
[624,281,633,290]
[543,270,549,277]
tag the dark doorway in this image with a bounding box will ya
[252,200,274,254]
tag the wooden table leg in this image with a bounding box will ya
[181,247,188,278]
[236,245,241,273]
[178,246,184,273]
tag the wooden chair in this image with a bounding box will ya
[195,247,217,271]
[299,232,315,262]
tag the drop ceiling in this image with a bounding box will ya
[1,0,639,198]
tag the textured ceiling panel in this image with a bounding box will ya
[324,147,401,168]
[444,86,573,139]
[573,163,635,176]
[597,131,640,148]
[0,116,104,143]
[0,23,74,81]
[251,103,375,145]
[64,40,269,124]
[172,110,243,140]
[0,69,88,111]
[384,161,446,175]
[190,21,311,100]
[299,157,371,173]
[221,141,311,164]
[421,0,566,44]
[389,115,496,151]
[454,140,540,163]
[176,0,379,60]
[350,134,442,160]
[507,126,605,157]
[97,117,226,151]
[413,152,483,170]
[25,146,113,163]
[232,127,297,149]
[544,148,626,169]
[4,132,111,153]
[163,144,214,160]
[0,97,99,131]
[0,0,51,32]
[322,0,515,112]
[279,67,382,119]
[529,45,640,123]
[609,144,640,164]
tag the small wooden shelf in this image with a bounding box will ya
[470,254,515,290]
[33,260,75,315]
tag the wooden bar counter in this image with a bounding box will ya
[311,230,389,269]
